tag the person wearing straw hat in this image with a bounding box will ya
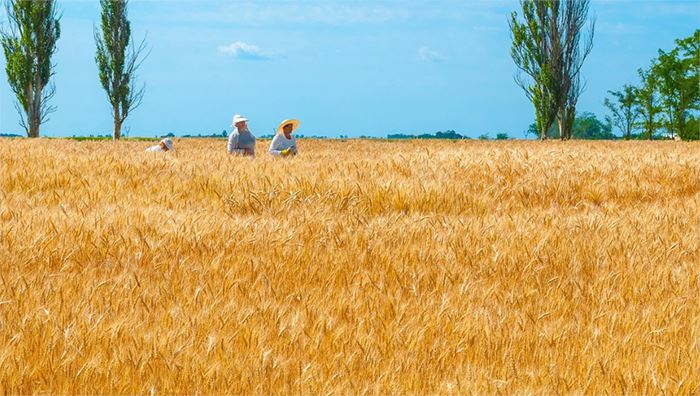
[145,138,174,152]
[228,114,256,157]
[269,119,299,157]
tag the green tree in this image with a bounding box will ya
[572,112,614,139]
[526,122,555,138]
[1,0,61,138]
[527,112,615,140]
[635,67,662,140]
[603,85,640,140]
[510,0,558,140]
[652,30,699,140]
[686,117,699,141]
[95,0,147,141]
[554,0,595,140]
[510,1,594,141]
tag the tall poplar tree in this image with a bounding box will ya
[510,0,594,140]
[95,0,147,141]
[1,0,61,137]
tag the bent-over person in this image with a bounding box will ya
[146,138,174,152]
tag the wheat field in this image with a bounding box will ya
[0,138,698,394]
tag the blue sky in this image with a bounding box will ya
[0,0,698,138]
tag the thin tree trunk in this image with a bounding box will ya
[557,115,567,140]
[558,110,574,140]
[566,115,574,140]
[113,117,122,141]
[113,105,122,141]
[24,81,36,137]
[29,116,40,138]
[28,98,41,138]
[678,114,686,140]
[30,65,42,138]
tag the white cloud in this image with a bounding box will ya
[418,46,447,63]
[218,41,275,60]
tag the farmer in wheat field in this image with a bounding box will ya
[145,138,174,152]
[269,119,299,157]
[228,114,256,157]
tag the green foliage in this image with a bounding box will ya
[613,30,700,141]
[651,29,699,140]
[685,117,699,140]
[496,133,510,140]
[387,130,466,140]
[527,112,614,140]
[572,112,615,140]
[180,130,231,138]
[510,0,594,140]
[66,136,154,141]
[528,122,557,138]
[1,0,61,137]
[478,133,490,140]
[510,1,558,140]
[95,0,147,140]
[604,85,640,140]
[635,67,663,140]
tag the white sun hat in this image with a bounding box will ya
[232,114,248,127]
[161,138,174,151]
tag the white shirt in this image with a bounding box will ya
[145,145,165,152]
[268,134,297,156]
[228,128,256,156]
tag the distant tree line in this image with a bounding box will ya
[387,130,467,140]
[178,130,228,139]
[604,30,699,140]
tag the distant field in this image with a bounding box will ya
[0,139,698,394]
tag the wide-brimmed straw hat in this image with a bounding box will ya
[231,114,248,127]
[277,119,300,134]
[161,138,174,151]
